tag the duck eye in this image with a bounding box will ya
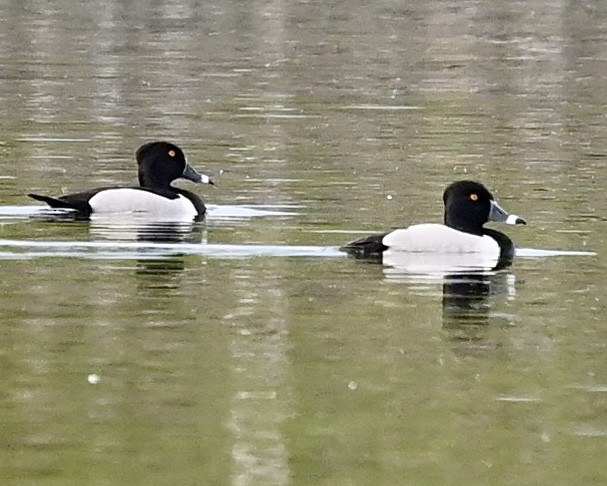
[168,150,176,157]
[470,193,478,201]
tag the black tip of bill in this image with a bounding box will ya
[506,214,526,225]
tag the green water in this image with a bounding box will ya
[1,0,607,484]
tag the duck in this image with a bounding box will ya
[340,180,526,271]
[28,141,213,221]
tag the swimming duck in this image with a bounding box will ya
[340,180,526,270]
[28,141,213,221]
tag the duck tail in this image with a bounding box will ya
[28,193,78,210]
[339,232,388,258]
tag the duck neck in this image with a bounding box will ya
[138,169,170,189]
[444,211,483,236]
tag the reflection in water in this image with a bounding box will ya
[0,0,605,480]
[94,221,204,289]
[442,273,517,351]
[28,207,208,244]
[442,273,494,327]
[89,219,207,244]
[120,223,203,289]
[27,205,208,243]
[380,256,518,346]
[136,257,186,284]
[383,251,503,275]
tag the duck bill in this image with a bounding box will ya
[489,200,526,225]
[182,164,214,185]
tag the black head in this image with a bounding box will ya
[136,141,213,189]
[442,180,526,235]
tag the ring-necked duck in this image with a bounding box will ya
[340,180,526,270]
[28,141,213,221]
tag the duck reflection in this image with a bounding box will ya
[130,223,203,282]
[31,208,208,243]
[443,273,499,327]
[440,272,518,355]
[135,256,186,288]
[89,217,207,244]
[90,219,206,284]
[380,254,517,329]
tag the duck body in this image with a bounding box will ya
[340,181,526,271]
[28,141,213,221]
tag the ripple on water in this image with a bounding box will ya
[0,204,298,220]
[0,205,599,263]
[0,239,343,260]
[495,395,542,403]
[516,248,597,257]
[340,104,424,111]
[572,426,607,438]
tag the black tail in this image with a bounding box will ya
[339,232,389,259]
[28,193,78,210]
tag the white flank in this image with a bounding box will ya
[382,224,500,272]
[88,189,197,220]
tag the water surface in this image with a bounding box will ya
[1,0,607,484]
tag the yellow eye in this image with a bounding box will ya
[470,193,478,201]
[168,150,176,157]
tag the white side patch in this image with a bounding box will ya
[88,189,197,221]
[382,224,500,272]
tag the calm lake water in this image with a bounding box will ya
[1,0,607,484]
